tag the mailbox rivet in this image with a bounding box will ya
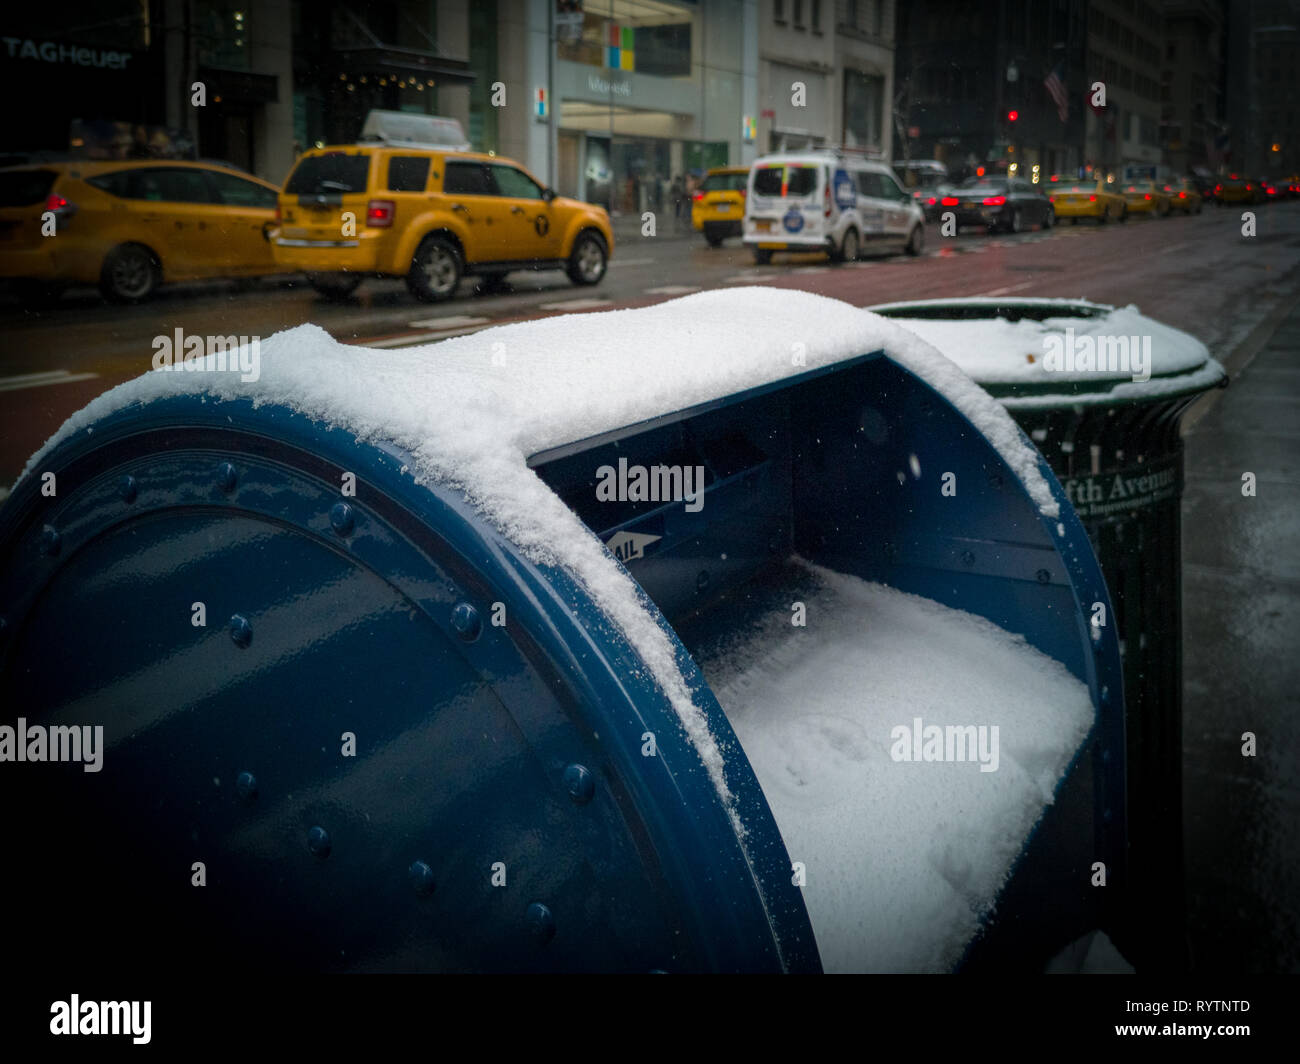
[218,462,238,494]
[409,860,436,895]
[229,614,253,648]
[450,602,481,642]
[40,525,61,557]
[1036,568,1051,584]
[330,502,355,536]
[119,474,138,503]
[307,826,332,858]
[563,763,595,805]
[235,771,258,800]
[526,902,556,945]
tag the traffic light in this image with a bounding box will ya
[1007,110,1019,123]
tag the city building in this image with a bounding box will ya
[1083,1,1166,173]
[895,1,1087,184]
[1225,0,1299,176]
[1160,0,1227,176]
[755,0,895,157]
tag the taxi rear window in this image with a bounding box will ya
[286,154,371,195]
[700,172,748,192]
[752,165,819,197]
[0,168,56,206]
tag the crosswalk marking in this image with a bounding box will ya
[0,369,99,393]
[407,315,490,329]
[536,297,612,311]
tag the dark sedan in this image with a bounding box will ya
[937,177,1055,233]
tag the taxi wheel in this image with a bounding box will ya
[100,243,160,303]
[407,236,462,302]
[705,232,724,248]
[307,273,362,301]
[1070,217,1078,225]
[567,231,608,285]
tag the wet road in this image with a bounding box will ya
[3,203,1299,486]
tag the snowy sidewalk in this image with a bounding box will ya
[1181,294,1300,973]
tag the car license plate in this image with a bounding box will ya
[755,219,772,232]
[716,204,731,213]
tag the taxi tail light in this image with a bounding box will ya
[1089,194,1097,201]
[366,199,396,227]
[981,195,1006,206]
[45,193,76,217]
[1179,192,1186,198]
[693,191,705,201]
[940,196,959,206]
[1144,194,1151,200]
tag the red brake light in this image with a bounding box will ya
[1144,193,1151,200]
[926,197,937,206]
[366,199,395,227]
[1179,192,1186,198]
[1089,194,1097,201]
[45,193,70,211]
[692,191,704,201]
[1216,184,1222,192]
[981,195,1006,206]
[940,196,959,206]
[1246,184,1253,190]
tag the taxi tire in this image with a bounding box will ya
[566,231,607,285]
[100,243,160,304]
[706,233,724,248]
[407,236,462,303]
[307,273,363,301]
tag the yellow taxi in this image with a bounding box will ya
[1162,178,1203,214]
[1120,180,1171,217]
[690,166,749,247]
[273,145,613,301]
[0,159,284,302]
[1044,177,1127,224]
[1213,174,1260,205]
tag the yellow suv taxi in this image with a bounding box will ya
[273,146,613,301]
[691,166,749,246]
[0,160,284,302]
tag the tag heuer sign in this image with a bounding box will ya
[2,37,132,70]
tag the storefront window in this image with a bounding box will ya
[557,2,692,79]
[843,69,883,150]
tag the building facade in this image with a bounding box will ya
[895,0,1087,183]
[1084,0,1166,172]
[755,0,894,157]
[1160,0,1227,175]
[1225,0,1299,177]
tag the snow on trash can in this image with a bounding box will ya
[0,289,1125,973]
[869,297,1228,969]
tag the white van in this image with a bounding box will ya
[743,150,926,265]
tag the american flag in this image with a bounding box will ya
[1044,65,1069,123]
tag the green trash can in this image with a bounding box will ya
[869,297,1228,971]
